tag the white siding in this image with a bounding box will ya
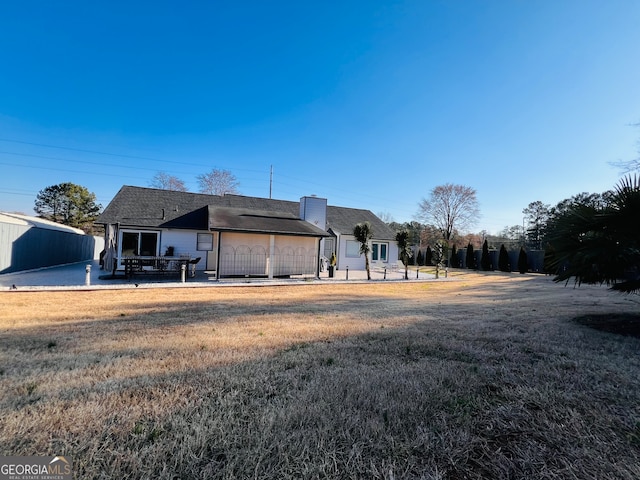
[160,230,199,257]
[336,234,399,271]
[338,235,366,270]
[159,230,209,270]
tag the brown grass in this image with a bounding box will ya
[1,272,639,479]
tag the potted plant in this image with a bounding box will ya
[328,253,337,278]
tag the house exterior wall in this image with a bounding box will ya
[159,230,208,268]
[161,229,215,271]
[160,230,195,257]
[335,234,398,271]
[113,223,396,274]
[112,227,319,277]
[115,228,211,271]
[338,234,365,270]
[384,241,399,268]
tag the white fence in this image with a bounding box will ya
[218,244,317,277]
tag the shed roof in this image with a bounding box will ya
[0,212,86,235]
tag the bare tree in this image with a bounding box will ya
[376,211,395,224]
[197,169,240,196]
[419,224,442,249]
[150,172,188,192]
[611,158,640,174]
[418,184,480,251]
[609,124,640,174]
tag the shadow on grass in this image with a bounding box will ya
[574,313,640,338]
[2,279,640,478]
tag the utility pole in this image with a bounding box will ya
[269,165,273,199]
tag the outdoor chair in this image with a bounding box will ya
[189,257,201,277]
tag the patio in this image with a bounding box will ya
[0,261,437,290]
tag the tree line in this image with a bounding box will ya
[27,143,640,293]
[387,174,639,292]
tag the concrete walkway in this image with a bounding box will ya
[0,261,443,291]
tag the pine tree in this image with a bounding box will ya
[518,247,528,274]
[465,243,474,269]
[426,246,433,266]
[481,240,491,270]
[543,244,555,274]
[450,245,459,267]
[34,182,101,232]
[498,244,510,272]
[498,243,511,272]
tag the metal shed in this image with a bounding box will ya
[0,212,98,274]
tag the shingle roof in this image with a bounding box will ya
[326,205,396,240]
[98,186,396,240]
[208,206,330,237]
[97,187,214,229]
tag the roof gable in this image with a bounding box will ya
[327,206,396,240]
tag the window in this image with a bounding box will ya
[372,242,388,262]
[120,231,159,257]
[323,237,335,259]
[197,233,214,251]
[346,240,360,258]
[380,243,388,262]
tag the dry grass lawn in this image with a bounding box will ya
[1,272,639,479]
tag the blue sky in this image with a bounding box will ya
[1,1,639,234]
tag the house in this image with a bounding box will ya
[97,186,398,278]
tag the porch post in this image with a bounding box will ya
[216,231,222,279]
[268,235,275,279]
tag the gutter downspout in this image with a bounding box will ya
[315,237,321,278]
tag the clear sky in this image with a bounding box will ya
[1,1,639,234]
